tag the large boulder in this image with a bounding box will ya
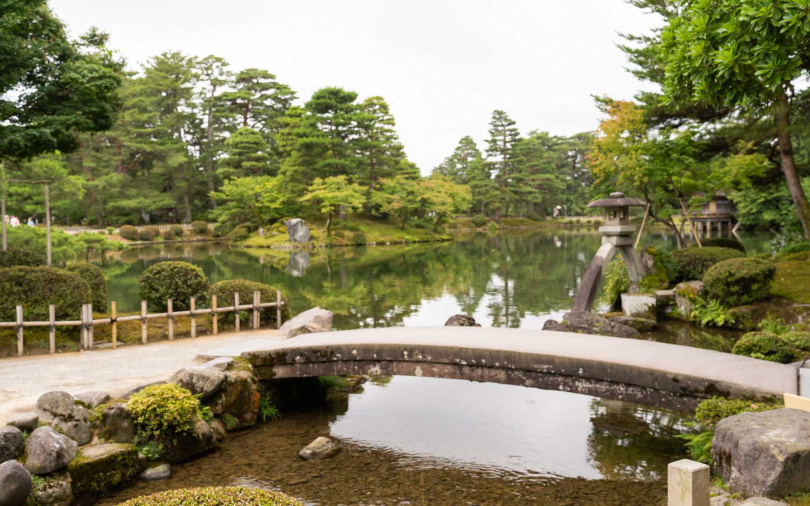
[74,391,110,409]
[299,437,340,460]
[542,310,641,339]
[713,409,810,498]
[170,368,226,400]
[286,218,311,243]
[206,370,260,431]
[28,472,73,506]
[0,460,32,506]
[98,403,135,444]
[278,307,333,339]
[5,412,39,433]
[36,391,92,445]
[444,315,481,327]
[68,443,141,502]
[0,427,24,464]
[25,427,78,475]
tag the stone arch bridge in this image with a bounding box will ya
[241,327,801,410]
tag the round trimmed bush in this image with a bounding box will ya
[118,486,302,506]
[472,215,488,228]
[0,266,90,321]
[139,261,209,311]
[703,257,776,307]
[170,225,185,237]
[119,225,139,241]
[66,263,107,310]
[699,238,746,252]
[162,229,176,240]
[127,383,200,438]
[138,229,157,242]
[209,280,290,327]
[191,221,209,235]
[227,224,251,241]
[0,248,46,268]
[781,331,810,352]
[669,247,745,282]
[350,232,367,245]
[732,331,795,363]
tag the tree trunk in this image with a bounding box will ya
[205,93,218,209]
[775,89,810,240]
[326,213,332,235]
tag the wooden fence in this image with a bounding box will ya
[3,291,285,357]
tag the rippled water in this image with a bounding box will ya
[102,376,689,505]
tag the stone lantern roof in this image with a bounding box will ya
[587,192,646,209]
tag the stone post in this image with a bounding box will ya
[668,459,709,506]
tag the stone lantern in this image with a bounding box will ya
[573,192,647,311]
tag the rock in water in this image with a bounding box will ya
[444,315,481,327]
[5,412,39,433]
[25,427,78,475]
[36,391,92,445]
[170,368,226,400]
[299,437,340,460]
[542,310,641,339]
[139,463,171,481]
[713,409,810,497]
[286,218,311,243]
[0,460,32,506]
[288,251,311,277]
[0,427,24,464]
[68,443,141,502]
[279,307,334,339]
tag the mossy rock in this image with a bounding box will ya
[117,486,302,505]
[68,443,141,502]
[732,331,796,363]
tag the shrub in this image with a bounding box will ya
[599,258,630,309]
[139,261,209,311]
[119,225,139,241]
[191,221,209,235]
[341,221,361,232]
[170,225,185,237]
[690,297,735,327]
[227,225,251,241]
[669,247,745,281]
[211,221,234,238]
[732,331,795,363]
[209,280,290,327]
[117,487,302,506]
[695,396,781,427]
[699,238,746,252]
[781,331,810,352]
[350,232,367,245]
[0,266,90,321]
[703,257,776,307]
[106,226,115,235]
[127,383,200,439]
[138,229,157,242]
[471,215,488,228]
[162,229,176,241]
[66,263,108,310]
[0,248,46,268]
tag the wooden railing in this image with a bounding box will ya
[4,291,285,356]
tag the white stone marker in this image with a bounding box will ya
[668,459,710,506]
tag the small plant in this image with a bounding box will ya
[197,403,213,422]
[258,395,281,422]
[191,220,209,235]
[136,440,164,461]
[599,258,630,309]
[221,413,239,431]
[127,383,201,438]
[116,486,302,506]
[759,317,791,336]
[678,429,714,464]
[732,331,795,363]
[106,226,115,235]
[690,297,735,328]
[781,331,810,352]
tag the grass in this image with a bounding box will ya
[772,257,810,304]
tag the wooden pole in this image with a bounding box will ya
[276,290,282,329]
[634,203,650,250]
[141,300,148,344]
[212,295,218,335]
[1,191,6,252]
[167,299,174,340]
[87,303,94,350]
[668,459,710,506]
[48,304,55,354]
[252,291,260,329]
[234,292,240,332]
[111,301,117,349]
[679,198,702,248]
[44,182,52,266]
[80,304,87,349]
[16,305,23,357]
[190,297,196,338]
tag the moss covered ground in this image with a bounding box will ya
[771,252,810,304]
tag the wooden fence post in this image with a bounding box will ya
[111,301,117,349]
[212,295,218,335]
[80,304,87,349]
[276,290,282,329]
[190,297,196,338]
[234,292,240,332]
[252,291,260,329]
[48,304,55,354]
[167,299,174,340]
[668,459,710,506]
[16,305,23,357]
[87,303,94,350]
[141,300,148,344]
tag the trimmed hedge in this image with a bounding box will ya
[118,487,302,506]
[66,263,108,310]
[732,331,795,363]
[119,225,139,241]
[170,225,185,236]
[669,247,745,281]
[209,280,290,327]
[703,257,775,307]
[139,261,209,311]
[162,229,176,240]
[0,248,46,267]
[138,229,157,242]
[471,215,489,228]
[0,266,90,321]
[699,238,746,252]
[191,221,209,235]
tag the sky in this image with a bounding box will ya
[49,0,662,175]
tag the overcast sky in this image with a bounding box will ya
[50,0,661,175]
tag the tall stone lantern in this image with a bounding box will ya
[573,192,647,311]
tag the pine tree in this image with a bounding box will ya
[218,127,273,180]
[433,136,482,184]
[485,110,521,217]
